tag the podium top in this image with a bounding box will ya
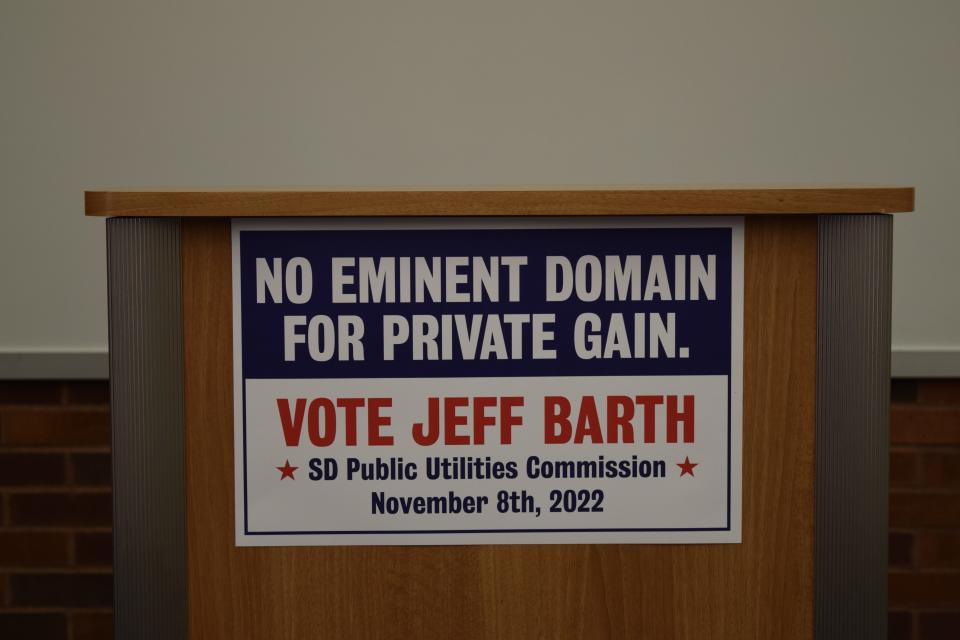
[84,186,913,217]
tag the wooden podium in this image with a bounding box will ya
[86,187,913,640]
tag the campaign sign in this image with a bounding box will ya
[232,218,743,546]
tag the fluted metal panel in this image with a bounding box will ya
[107,218,185,639]
[815,215,892,639]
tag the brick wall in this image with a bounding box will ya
[0,382,113,640]
[1,378,958,638]
[890,379,960,640]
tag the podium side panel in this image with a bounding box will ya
[183,216,816,639]
[815,215,893,639]
[107,218,186,640]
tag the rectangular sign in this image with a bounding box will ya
[232,217,743,546]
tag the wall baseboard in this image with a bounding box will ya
[1,349,958,380]
[891,349,960,378]
[0,352,109,379]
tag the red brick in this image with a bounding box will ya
[0,381,63,405]
[891,379,918,403]
[918,612,960,639]
[917,380,960,406]
[890,493,960,528]
[889,532,914,567]
[8,492,112,527]
[891,406,960,444]
[9,572,112,608]
[0,613,67,639]
[73,612,114,640]
[0,452,66,486]
[72,453,112,486]
[75,532,113,566]
[0,531,70,566]
[916,532,960,569]
[922,451,960,489]
[891,450,920,487]
[888,611,912,640]
[62,381,110,406]
[1,408,110,446]
[889,572,960,607]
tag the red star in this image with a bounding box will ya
[277,459,298,480]
[677,456,698,477]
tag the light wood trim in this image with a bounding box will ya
[88,186,913,217]
[182,216,816,638]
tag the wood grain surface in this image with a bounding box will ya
[182,216,816,639]
[87,186,913,217]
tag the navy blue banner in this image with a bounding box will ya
[238,226,732,379]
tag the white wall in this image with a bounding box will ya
[1,1,958,375]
